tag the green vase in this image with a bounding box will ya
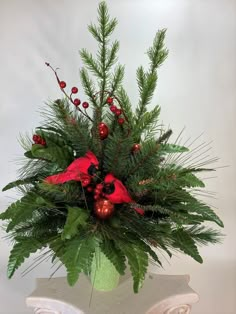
[90,249,120,291]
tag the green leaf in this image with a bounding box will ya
[100,240,126,275]
[7,237,43,278]
[119,243,148,293]
[61,236,96,286]
[62,207,89,240]
[179,173,205,188]
[159,144,189,153]
[31,144,72,168]
[186,201,224,227]
[172,229,203,263]
[24,150,37,159]
[2,176,37,191]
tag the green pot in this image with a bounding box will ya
[90,249,120,291]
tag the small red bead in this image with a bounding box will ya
[132,143,141,152]
[107,97,113,104]
[73,98,81,106]
[82,101,89,109]
[96,183,103,191]
[118,118,125,125]
[33,134,38,142]
[110,105,117,113]
[59,81,66,89]
[82,177,91,187]
[115,109,122,116]
[71,87,78,94]
[87,186,93,192]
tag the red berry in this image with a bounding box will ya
[73,98,81,106]
[87,186,93,192]
[94,194,99,200]
[107,97,113,104]
[71,87,78,94]
[33,134,38,142]
[82,102,89,109]
[41,139,46,146]
[96,183,103,191]
[82,177,91,187]
[118,118,125,125]
[110,105,117,113]
[115,109,122,116]
[59,81,66,89]
[132,143,141,153]
[33,134,41,144]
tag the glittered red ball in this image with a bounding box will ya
[118,117,125,125]
[132,143,141,153]
[82,101,89,109]
[115,109,122,116]
[59,81,66,89]
[110,105,117,113]
[73,98,81,106]
[94,198,114,219]
[71,87,78,94]
[107,97,113,104]
[98,122,109,140]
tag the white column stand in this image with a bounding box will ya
[26,274,199,314]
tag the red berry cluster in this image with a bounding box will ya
[45,63,90,110]
[86,183,104,200]
[107,97,125,125]
[33,134,46,146]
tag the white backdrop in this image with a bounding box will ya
[0,0,235,313]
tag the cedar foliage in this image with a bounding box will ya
[0,2,223,293]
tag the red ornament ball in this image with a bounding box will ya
[59,81,66,89]
[110,105,117,113]
[115,109,122,116]
[106,97,113,104]
[71,87,78,94]
[99,122,109,140]
[132,143,141,153]
[94,198,114,219]
[118,118,125,125]
[82,101,89,109]
[73,98,81,106]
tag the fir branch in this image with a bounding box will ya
[110,65,125,95]
[80,49,102,78]
[79,68,98,107]
[147,29,168,71]
[106,41,119,70]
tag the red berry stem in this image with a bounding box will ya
[93,90,131,136]
[45,62,93,122]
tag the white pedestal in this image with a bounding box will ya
[26,274,199,314]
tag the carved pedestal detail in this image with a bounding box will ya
[26,274,199,314]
